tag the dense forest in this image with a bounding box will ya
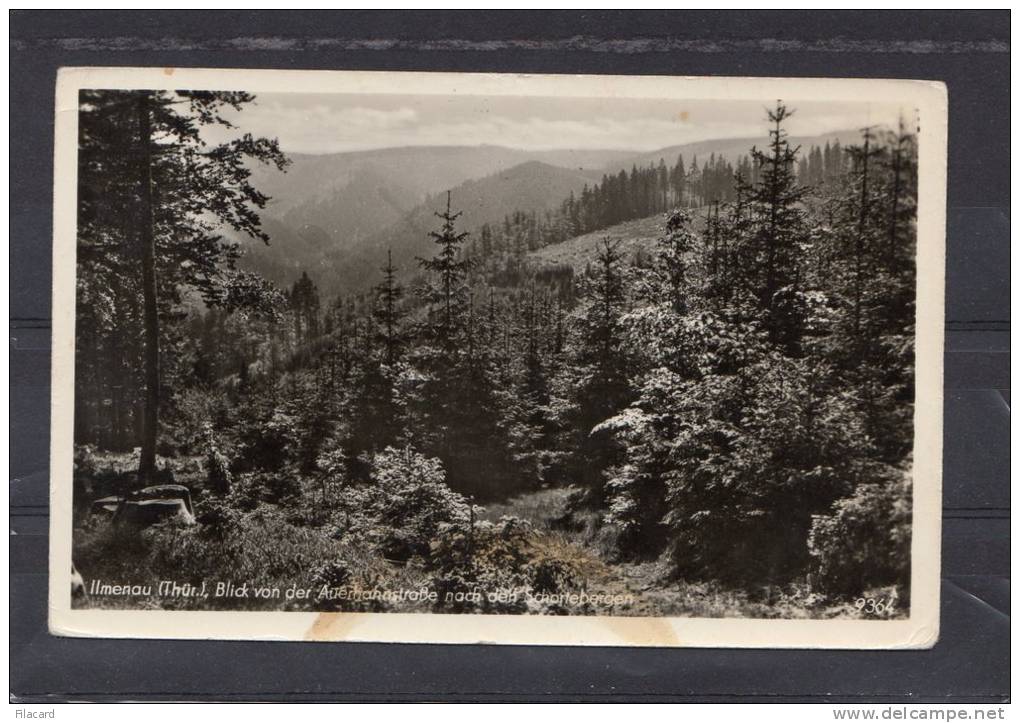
[73,90,916,617]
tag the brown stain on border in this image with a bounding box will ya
[305,610,681,645]
[303,607,685,644]
[601,616,681,646]
[304,612,364,641]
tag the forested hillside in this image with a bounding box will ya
[74,92,915,617]
[316,160,602,296]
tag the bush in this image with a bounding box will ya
[232,400,300,474]
[428,514,596,615]
[314,445,471,562]
[227,471,301,511]
[307,553,409,613]
[165,387,230,452]
[143,506,349,610]
[429,515,535,613]
[808,470,911,598]
[194,493,243,536]
[528,556,581,595]
[311,559,352,589]
[366,446,470,561]
[73,445,99,518]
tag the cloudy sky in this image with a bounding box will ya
[209,92,910,155]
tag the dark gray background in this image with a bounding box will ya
[10,10,1009,702]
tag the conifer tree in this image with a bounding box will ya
[373,249,404,365]
[672,155,686,207]
[290,271,321,343]
[406,194,511,498]
[551,238,632,503]
[77,89,288,481]
[739,101,810,352]
[502,285,555,487]
[418,191,472,347]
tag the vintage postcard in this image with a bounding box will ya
[49,67,946,647]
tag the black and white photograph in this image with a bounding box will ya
[48,68,946,647]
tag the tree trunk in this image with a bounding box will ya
[853,132,871,343]
[135,92,160,483]
[887,139,903,270]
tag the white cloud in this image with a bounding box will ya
[200,94,908,155]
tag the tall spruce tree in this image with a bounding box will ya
[738,102,809,352]
[418,191,472,346]
[551,238,632,504]
[373,249,404,365]
[406,193,511,498]
[77,89,288,481]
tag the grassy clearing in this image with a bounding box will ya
[528,215,664,270]
[478,486,574,527]
[527,211,710,271]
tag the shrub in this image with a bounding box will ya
[227,471,301,511]
[73,445,99,518]
[74,444,99,478]
[144,506,348,610]
[307,553,408,613]
[367,446,470,561]
[528,556,581,595]
[808,470,911,598]
[429,515,534,613]
[74,514,151,573]
[232,402,300,474]
[311,559,352,590]
[194,496,238,540]
[165,387,230,452]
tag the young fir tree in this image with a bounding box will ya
[551,238,632,505]
[596,211,701,555]
[502,285,555,488]
[337,250,410,477]
[737,101,810,353]
[823,125,918,462]
[373,249,404,366]
[289,271,321,344]
[406,193,510,498]
[418,191,472,347]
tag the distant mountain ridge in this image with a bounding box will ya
[249,145,637,229]
[608,129,864,170]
